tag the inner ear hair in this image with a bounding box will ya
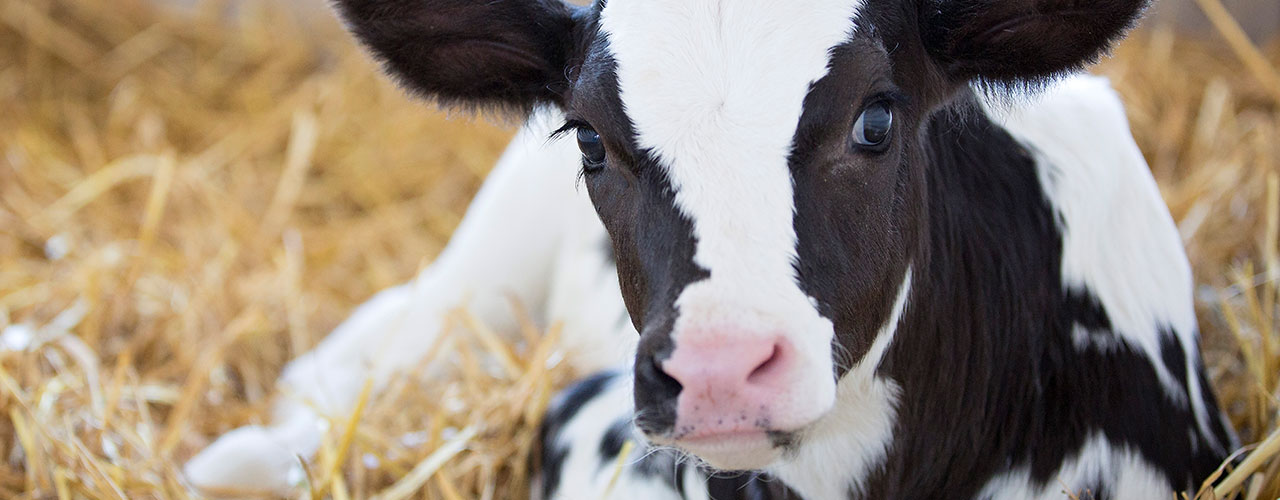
[923,0,1150,87]
[334,0,590,117]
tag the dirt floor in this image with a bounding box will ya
[0,0,1277,498]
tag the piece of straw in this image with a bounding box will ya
[1193,0,1280,103]
[373,425,478,500]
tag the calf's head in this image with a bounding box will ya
[336,0,1146,470]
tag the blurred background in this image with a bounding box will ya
[0,0,1276,498]
[1154,0,1277,42]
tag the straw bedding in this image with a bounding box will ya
[0,0,1276,498]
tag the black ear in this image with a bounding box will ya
[333,0,586,114]
[922,0,1148,85]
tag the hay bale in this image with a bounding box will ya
[0,0,1276,498]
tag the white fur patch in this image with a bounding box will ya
[982,75,1226,454]
[550,374,631,497]
[548,374,691,500]
[600,0,865,436]
[976,434,1174,500]
[769,268,911,499]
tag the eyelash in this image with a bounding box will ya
[551,119,599,182]
[550,119,589,140]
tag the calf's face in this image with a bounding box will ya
[336,0,1146,471]
[575,2,923,469]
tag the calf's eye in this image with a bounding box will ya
[576,126,607,167]
[852,101,893,150]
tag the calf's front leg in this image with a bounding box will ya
[184,119,582,495]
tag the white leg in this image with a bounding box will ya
[185,115,585,495]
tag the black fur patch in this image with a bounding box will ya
[920,0,1150,85]
[856,103,1230,498]
[598,418,631,464]
[704,472,799,500]
[1159,330,1190,392]
[1064,290,1113,331]
[332,0,594,114]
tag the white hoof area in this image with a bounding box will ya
[184,425,305,497]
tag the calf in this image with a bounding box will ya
[186,0,1238,498]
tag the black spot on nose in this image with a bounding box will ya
[633,349,682,435]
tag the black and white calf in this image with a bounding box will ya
[185,0,1239,498]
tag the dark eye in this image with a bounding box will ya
[576,126,607,168]
[852,101,893,150]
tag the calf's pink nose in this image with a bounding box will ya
[660,334,795,436]
[662,336,790,390]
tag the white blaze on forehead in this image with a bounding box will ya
[600,0,862,325]
[600,0,861,287]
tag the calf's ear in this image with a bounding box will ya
[334,0,587,114]
[921,0,1148,85]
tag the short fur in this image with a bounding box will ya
[333,0,590,114]
[921,0,1151,84]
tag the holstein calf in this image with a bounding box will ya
[185,0,1239,498]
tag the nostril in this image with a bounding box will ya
[644,353,683,396]
[746,341,785,385]
[633,351,683,435]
